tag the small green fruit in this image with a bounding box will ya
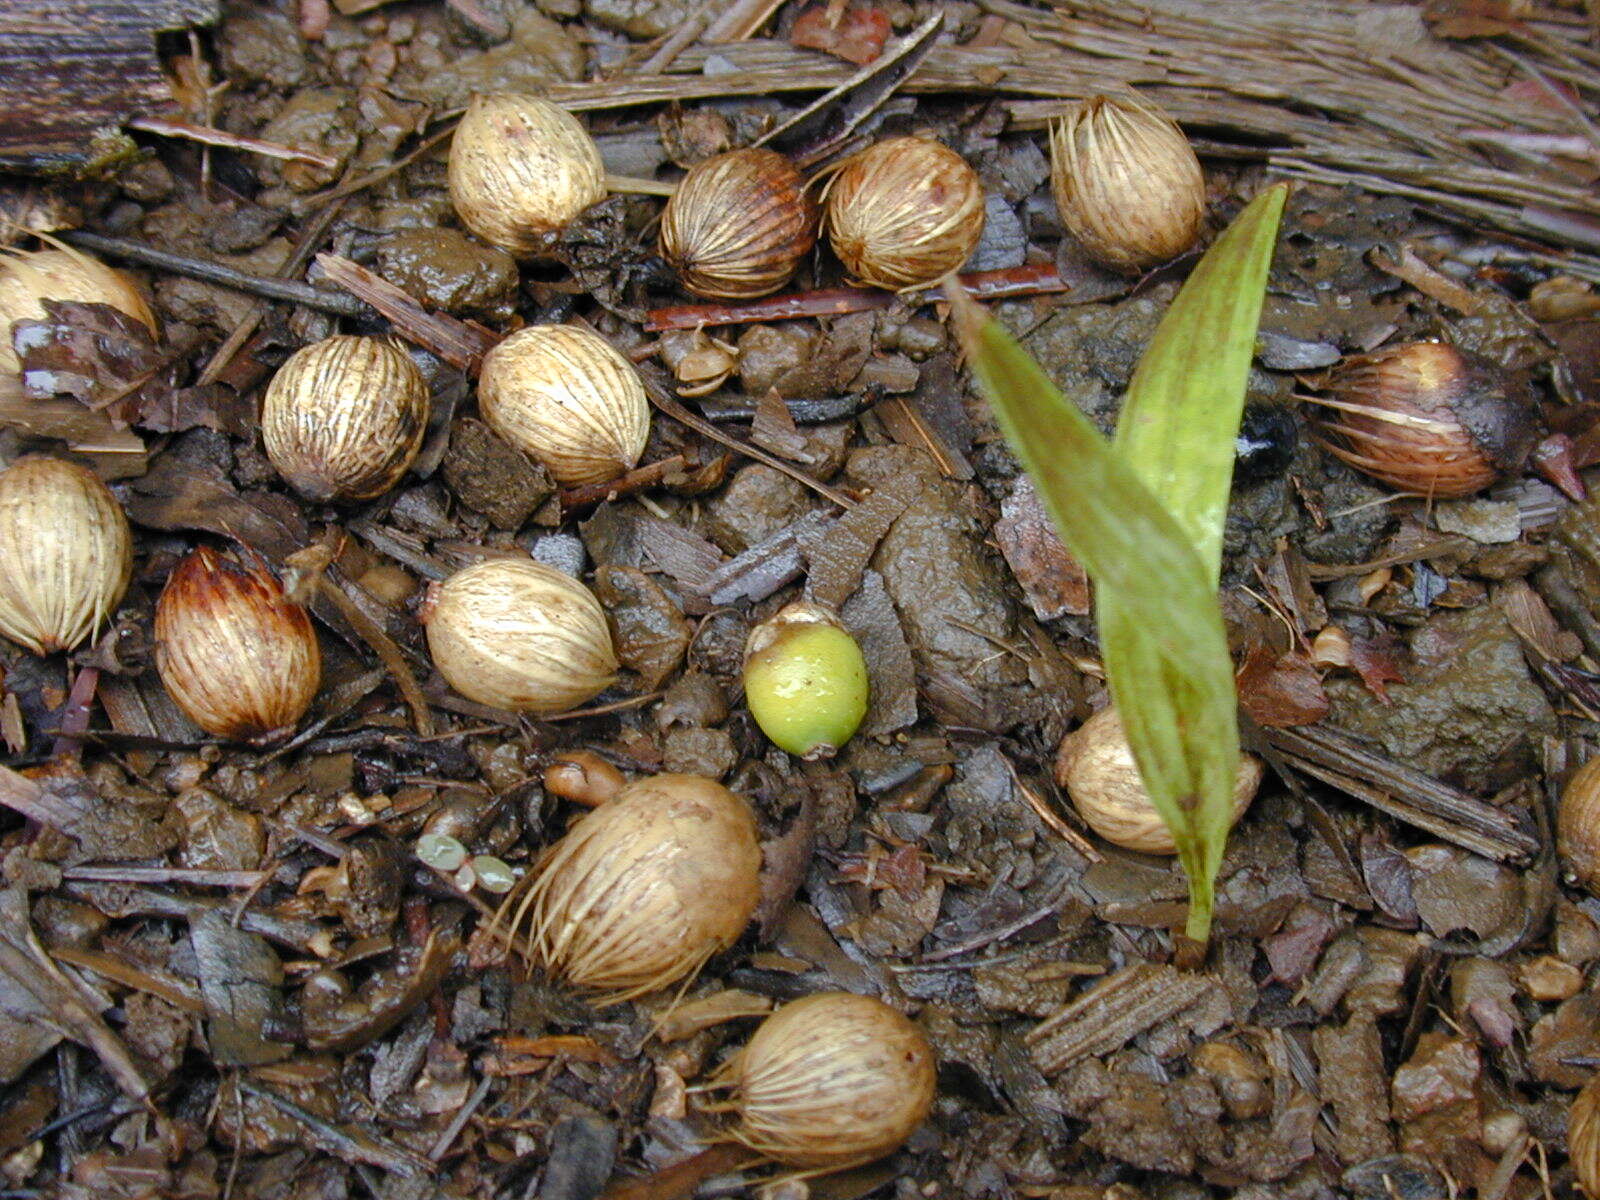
[743,601,869,759]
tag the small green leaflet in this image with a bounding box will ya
[949,183,1288,947]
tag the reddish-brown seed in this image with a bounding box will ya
[155,546,321,742]
[1311,341,1537,498]
[660,149,819,300]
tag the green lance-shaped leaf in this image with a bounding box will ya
[1115,184,1289,584]
[948,183,1287,948]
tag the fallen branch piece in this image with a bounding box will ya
[645,263,1074,332]
[1265,724,1539,863]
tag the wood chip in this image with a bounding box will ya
[751,386,813,462]
[804,475,915,610]
[1312,1017,1395,1163]
[1265,724,1540,863]
[872,393,975,480]
[697,511,829,606]
[314,254,499,373]
[842,570,918,737]
[995,475,1090,620]
[636,514,723,589]
[1496,577,1580,662]
[1025,962,1215,1075]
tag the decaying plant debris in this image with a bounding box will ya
[3,0,1600,1198]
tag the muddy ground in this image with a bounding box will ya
[2,1,1600,1198]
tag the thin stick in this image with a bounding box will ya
[198,199,346,385]
[57,231,369,318]
[235,1077,431,1176]
[559,453,686,512]
[1001,755,1103,862]
[542,692,664,722]
[126,115,340,169]
[604,172,677,198]
[638,0,718,73]
[644,263,1075,331]
[285,535,436,737]
[704,0,785,41]
[47,945,205,1013]
[427,1075,492,1161]
[50,665,99,762]
[62,866,270,888]
[920,904,1059,963]
[314,253,499,371]
[292,123,457,214]
[645,381,858,509]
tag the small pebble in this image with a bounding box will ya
[526,532,587,578]
[472,855,517,893]
[416,833,468,871]
[1519,954,1584,1002]
[338,793,378,825]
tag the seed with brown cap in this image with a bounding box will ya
[660,148,818,300]
[155,546,321,742]
[1309,342,1538,499]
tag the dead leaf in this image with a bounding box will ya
[0,372,146,479]
[1257,538,1326,637]
[792,4,892,65]
[751,386,813,463]
[1237,645,1329,728]
[841,570,918,736]
[756,786,817,939]
[0,760,177,864]
[1496,577,1580,661]
[0,887,147,1100]
[996,475,1090,620]
[190,910,291,1067]
[805,474,914,610]
[14,300,185,429]
[594,565,692,691]
[1349,631,1408,702]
